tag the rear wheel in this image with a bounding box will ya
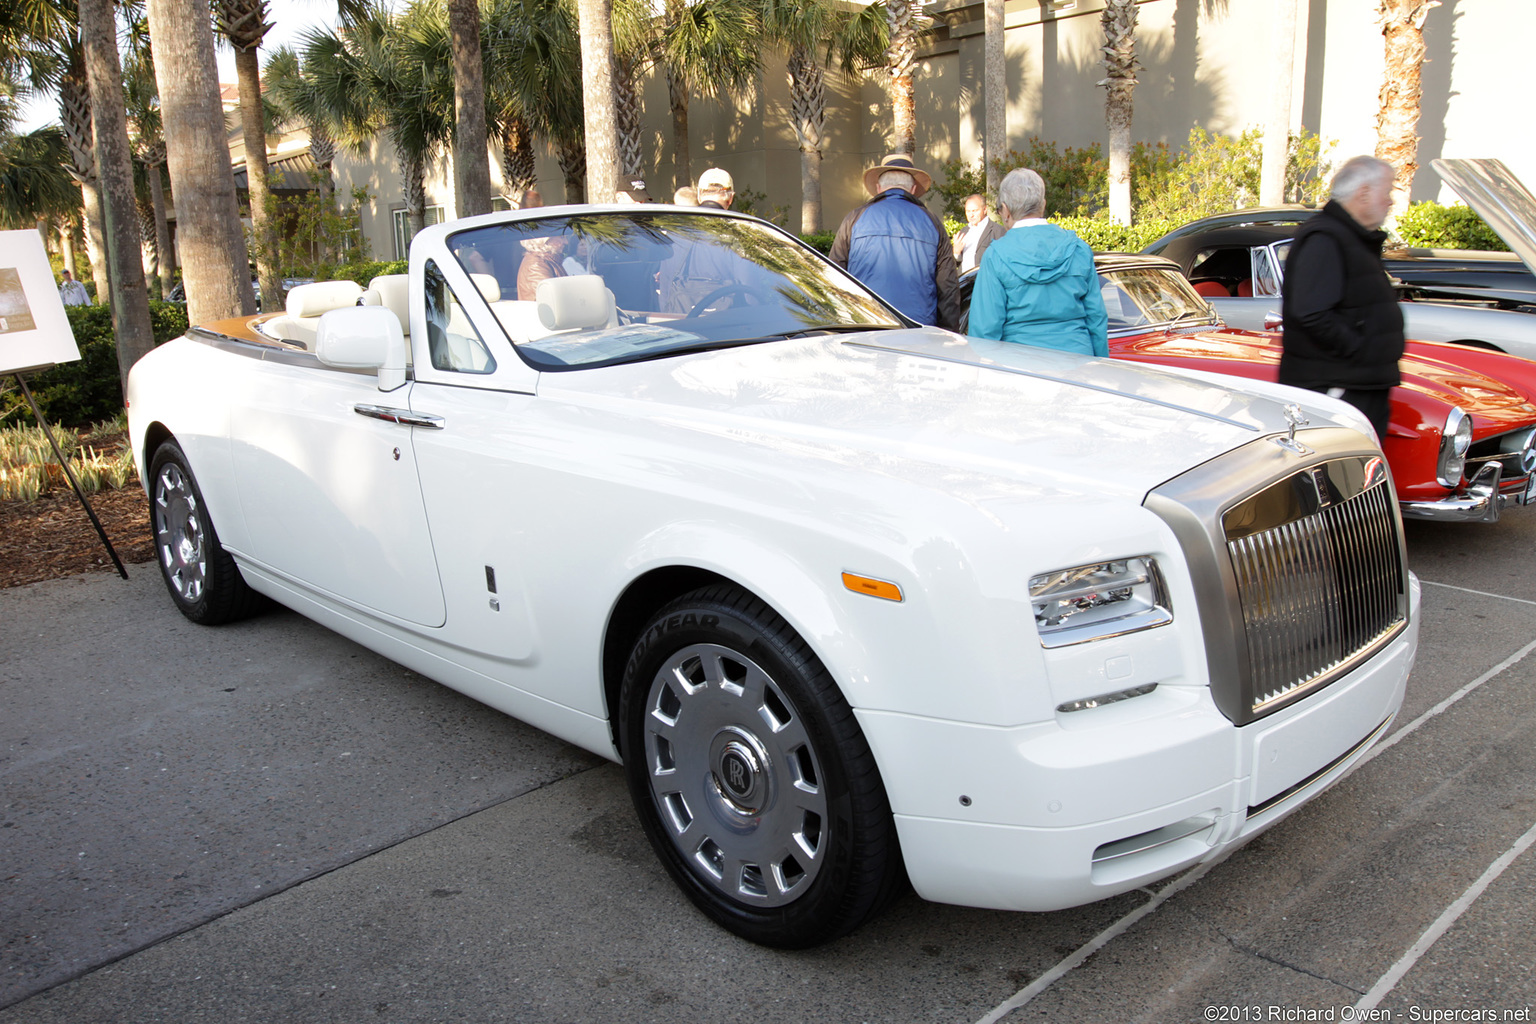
[148,440,263,625]
[620,585,902,947]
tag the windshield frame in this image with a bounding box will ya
[440,208,911,372]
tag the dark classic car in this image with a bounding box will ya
[960,254,1536,522]
[1140,159,1536,356]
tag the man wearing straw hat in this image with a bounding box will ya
[830,153,961,330]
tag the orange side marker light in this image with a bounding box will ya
[842,572,903,602]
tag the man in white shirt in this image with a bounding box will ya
[952,193,1006,274]
[58,269,89,306]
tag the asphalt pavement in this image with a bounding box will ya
[2,510,1535,1023]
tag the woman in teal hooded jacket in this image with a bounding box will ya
[967,168,1108,356]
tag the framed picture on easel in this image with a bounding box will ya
[0,229,81,375]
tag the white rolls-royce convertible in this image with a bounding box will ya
[127,206,1419,947]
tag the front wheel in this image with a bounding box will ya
[620,585,903,947]
[148,440,263,625]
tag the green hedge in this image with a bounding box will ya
[0,301,188,429]
[1394,201,1507,251]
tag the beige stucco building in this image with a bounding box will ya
[231,0,1533,261]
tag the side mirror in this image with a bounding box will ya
[1263,311,1283,331]
[315,306,408,391]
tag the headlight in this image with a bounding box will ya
[1029,556,1172,648]
[1436,407,1473,487]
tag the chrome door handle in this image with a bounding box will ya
[354,404,445,429]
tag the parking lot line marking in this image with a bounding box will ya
[975,633,1536,1023]
[1420,579,1536,607]
[1356,816,1536,1010]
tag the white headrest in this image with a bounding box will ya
[286,279,363,318]
[362,274,411,334]
[470,273,501,303]
[537,274,615,331]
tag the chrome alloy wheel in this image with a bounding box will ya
[642,642,828,906]
[152,461,207,604]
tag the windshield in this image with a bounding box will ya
[1098,266,1220,332]
[445,212,904,369]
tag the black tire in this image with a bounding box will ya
[147,440,264,625]
[619,584,903,947]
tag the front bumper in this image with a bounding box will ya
[857,575,1420,913]
[1399,462,1530,523]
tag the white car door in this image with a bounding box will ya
[226,353,447,627]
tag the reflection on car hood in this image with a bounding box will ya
[1112,325,1536,436]
[1432,158,1536,277]
[536,328,1349,505]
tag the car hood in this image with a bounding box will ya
[535,328,1349,505]
[1432,158,1536,277]
[1112,326,1536,435]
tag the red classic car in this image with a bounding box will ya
[1096,254,1536,522]
[960,254,1536,522]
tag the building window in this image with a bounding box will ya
[393,204,447,259]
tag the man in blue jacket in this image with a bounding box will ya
[830,154,961,330]
[967,168,1107,356]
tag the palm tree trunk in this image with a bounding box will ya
[787,45,824,234]
[558,139,586,204]
[1376,0,1435,218]
[886,0,917,155]
[138,194,159,292]
[309,130,336,207]
[984,0,1004,199]
[447,0,493,217]
[59,223,77,278]
[500,116,537,200]
[147,0,258,323]
[576,0,618,203]
[80,0,157,385]
[235,47,282,312]
[1100,0,1138,225]
[668,67,689,190]
[1261,0,1298,205]
[616,53,643,178]
[147,159,175,299]
[402,152,426,237]
[58,62,108,305]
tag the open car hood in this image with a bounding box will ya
[1432,158,1536,276]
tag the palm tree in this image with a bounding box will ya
[1099,0,1138,224]
[0,101,77,229]
[483,0,583,201]
[215,0,283,311]
[1260,0,1297,206]
[576,0,618,203]
[79,0,155,383]
[445,0,492,217]
[660,0,760,190]
[883,0,918,155]
[302,6,452,238]
[123,44,176,300]
[264,45,338,206]
[145,0,258,323]
[983,0,1002,199]
[759,0,885,233]
[1376,0,1436,219]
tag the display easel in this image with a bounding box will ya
[11,371,128,579]
[2,228,128,580]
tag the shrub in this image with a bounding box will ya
[1394,201,1507,251]
[799,231,834,255]
[332,259,409,286]
[1136,127,1332,223]
[1051,216,1180,253]
[0,300,185,428]
[933,138,1178,222]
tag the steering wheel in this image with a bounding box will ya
[686,284,767,319]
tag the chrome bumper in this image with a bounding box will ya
[1399,463,1511,523]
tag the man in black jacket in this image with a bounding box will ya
[1280,155,1403,439]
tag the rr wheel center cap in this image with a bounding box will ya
[710,728,770,815]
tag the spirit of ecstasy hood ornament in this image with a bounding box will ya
[1272,403,1314,455]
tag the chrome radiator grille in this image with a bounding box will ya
[1224,464,1406,713]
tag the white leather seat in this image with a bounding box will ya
[263,279,364,349]
[536,275,617,332]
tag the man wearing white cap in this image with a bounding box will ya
[829,153,960,330]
